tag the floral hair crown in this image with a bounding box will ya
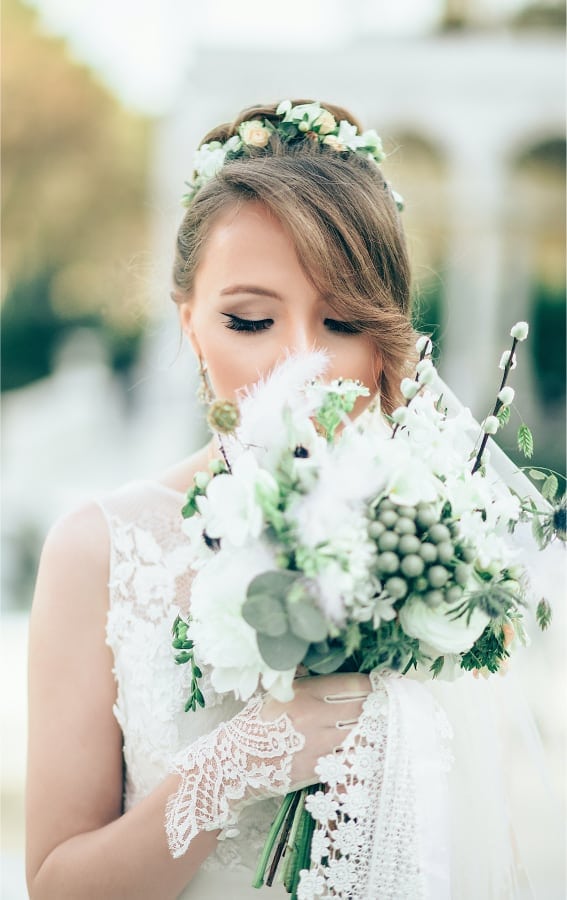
[181,99,404,211]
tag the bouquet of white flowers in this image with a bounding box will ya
[172,324,564,896]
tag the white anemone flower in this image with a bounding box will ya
[196,451,276,547]
[189,543,296,701]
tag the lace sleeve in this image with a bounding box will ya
[165,695,305,858]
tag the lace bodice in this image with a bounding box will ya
[97,479,288,898]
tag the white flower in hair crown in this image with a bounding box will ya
[181,99,404,210]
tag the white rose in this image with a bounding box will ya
[399,595,490,655]
[239,120,271,148]
[313,110,336,134]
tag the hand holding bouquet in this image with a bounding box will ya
[171,324,564,896]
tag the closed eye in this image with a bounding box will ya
[324,319,362,334]
[222,314,273,333]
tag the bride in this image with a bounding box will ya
[25,99,560,899]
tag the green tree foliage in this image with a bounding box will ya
[2,0,151,389]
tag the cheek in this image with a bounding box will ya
[199,332,282,399]
[325,338,380,390]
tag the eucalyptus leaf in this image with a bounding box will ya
[257,630,309,670]
[242,592,288,637]
[247,570,300,602]
[303,641,347,674]
[287,601,328,643]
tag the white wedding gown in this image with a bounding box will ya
[97,478,563,900]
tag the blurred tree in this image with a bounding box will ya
[2,0,151,390]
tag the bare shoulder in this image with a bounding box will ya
[32,499,111,636]
[43,499,109,563]
[37,500,109,598]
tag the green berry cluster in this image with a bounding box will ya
[369,498,476,607]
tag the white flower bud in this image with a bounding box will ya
[276,99,292,116]
[400,378,419,400]
[194,471,210,491]
[415,335,432,355]
[483,416,499,435]
[391,407,409,425]
[416,358,433,375]
[510,321,529,341]
[418,366,436,386]
[298,121,310,132]
[497,386,515,406]
[499,350,517,371]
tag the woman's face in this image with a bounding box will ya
[179,201,380,405]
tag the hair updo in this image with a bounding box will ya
[172,99,418,415]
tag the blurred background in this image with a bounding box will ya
[1,0,565,896]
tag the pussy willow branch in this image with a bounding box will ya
[472,336,518,475]
[391,342,431,439]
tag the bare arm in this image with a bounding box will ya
[26,502,218,900]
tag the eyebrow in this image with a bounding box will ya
[219,284,283,301]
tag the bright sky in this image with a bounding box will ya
[24,0,529,115]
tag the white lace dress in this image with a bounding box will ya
[97,478,289,899]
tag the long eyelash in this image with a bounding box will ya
[222,314,273,333]
[324,319,361,334]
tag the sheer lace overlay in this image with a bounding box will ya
[97,480,288,881]
[165,696,305,857]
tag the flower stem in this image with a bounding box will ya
[251,791,295,889]
[472,336,518,474]
[266,789,303,887]
[290,795,318,899]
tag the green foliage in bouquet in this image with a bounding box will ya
[171,616,205,712]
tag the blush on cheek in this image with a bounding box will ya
[205,346,276,399]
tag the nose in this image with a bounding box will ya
[286,319,319,356]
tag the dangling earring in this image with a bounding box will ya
[197,357,215,404]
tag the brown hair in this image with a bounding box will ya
[172,99,418,414]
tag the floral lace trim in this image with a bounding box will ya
[298,672,452,900]
[165,696,305,859]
